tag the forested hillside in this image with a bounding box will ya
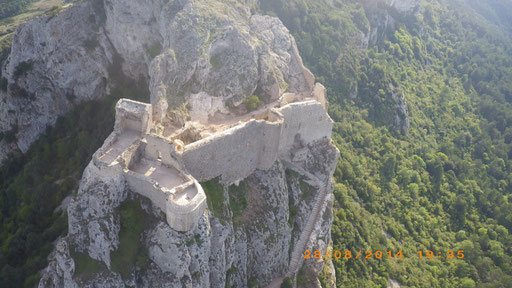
[0,0,36,20]
[1,0,512,287]
[262,0,512,287]
[0,57,149,287]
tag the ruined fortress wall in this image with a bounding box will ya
[181,120,264,183]
[166,183,207,231]
[124,171,169,212]
[166,200,206,231]
[277,101,333,153]
[181,101,332,183]
[181,120,281,183]
[122,142,143,169]
[90,98,333,232]
[122,117,143,133]
[92,132,120,166]
[258,121,283,169]
[115,99,152,134]
[144,135,181,168]
[311,83,327,110]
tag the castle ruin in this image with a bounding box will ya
[91,82,333,231]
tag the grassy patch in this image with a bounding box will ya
[147,42,162,59]
[288,204,298,226]
[247,276,258,288]
[228,179,248,222]
[185,236,195,247]
[0,0,66,37]
[296,266,317,288]
[71,249,101,278]
[194,233,203,246]
[110,199,151,278]
[225,265,238,288]
[286,168,299,227]
[201,178,226,219]
[285,168,299,179]
[286,168,313,200]
[299,179,313,200]
[296,266,307,286]
[44,5,63,20]
[281,277,293,288]
[0,32,12,66]
[209,54,222,70]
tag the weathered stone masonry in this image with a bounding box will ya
[90,83,333,231]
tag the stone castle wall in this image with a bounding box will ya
[144,135,181,168]
[277,101,333,155]
[180,120,283,183]
[87,88,333,231]
[116,99,152,134]
[166,181,207,232]
[124,170,170,212]
[179,100,333,184]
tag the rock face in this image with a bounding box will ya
[362,0,420,47]
[0,0,315,162]
[144,0,315,121]
[356,1,414,134]
[0,0,114,162]
[39,139,339,287]
[3,0,341,287]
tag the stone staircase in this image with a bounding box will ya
[282,161,330,275]
[287,179,328,275]
[264,161,331,288]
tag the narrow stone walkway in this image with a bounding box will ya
[265,160,330,287]
[286,162,328,275]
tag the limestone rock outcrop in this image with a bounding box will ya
[0,0,114,162]
[39,139,339,287]
[0,0,315,163]
[0,0,342,287]
[363,0,420,47]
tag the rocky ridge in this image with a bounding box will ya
[39,138,339,287]
[14,0,341,287]
[0,0,314,162]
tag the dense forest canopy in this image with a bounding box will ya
[1,0,512,287]
[0,0,36,20]
[261,0,512,287]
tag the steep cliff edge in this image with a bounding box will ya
[0,1,113,162]
[0,0,314,163]
[39,139,338,287]
[21,0,340,287]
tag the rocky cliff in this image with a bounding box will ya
[0,0,115,162]
[13,0,341,287]
[39,139,338,287]
[0,0,314,163]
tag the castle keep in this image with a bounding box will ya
[90,83,333,231]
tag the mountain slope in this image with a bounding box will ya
[261,0,512,287]
[2,0,512,287]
